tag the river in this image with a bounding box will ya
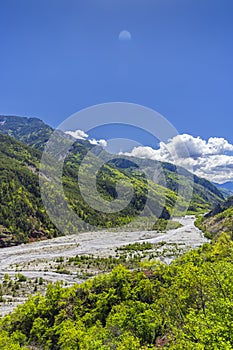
[0,215,207,316]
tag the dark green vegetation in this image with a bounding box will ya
[0,116,224,245]
[0,134,59,246]
[65,241,184,277]
[0,232,232,349]
[0,273,46,305]
[195,196,233,240]
[0,115,53,151]
[151,219,182,231]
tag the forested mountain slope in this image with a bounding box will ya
[0,133,181,245]
[0,115,224,209]
[0,134,59,246]
[0,115,224,246]
[0,115,53,151]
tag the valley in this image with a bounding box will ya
[0,115,232,349]
[0,215,206,316]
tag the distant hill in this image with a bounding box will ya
[214,181,233,198]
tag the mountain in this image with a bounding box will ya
[195,196,233,239]
[0,134,170,245]
[109,157,224,212]
[0,115,53,150]
[0,115,225,246]
[0,115,226,207]
[214,181,233,198]
[0,134,176,245]
[0,115,224,208]
[216,181,233,192]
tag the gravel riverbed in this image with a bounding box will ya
[0,215,207,316]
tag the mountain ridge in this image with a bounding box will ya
[214,181,233,198]
[0,115,53,150]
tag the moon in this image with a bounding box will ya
[118,30,132,41]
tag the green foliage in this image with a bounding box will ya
[0,330,27,349]
[0,134,59,245]
[195,201,233,240]
[152,218,183,231]
[0,115,53,151]
[16,274,27,282]
[1,234,233,349]
[116,241,153,252]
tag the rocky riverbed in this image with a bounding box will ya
[0,216,207,316]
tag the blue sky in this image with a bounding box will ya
[0,0,233,145]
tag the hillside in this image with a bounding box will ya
[0,115,53,150]
[0,134,60,246]
[0,115,224,246]
[0,135,181,245]
[195,196,233,239]
[128,158,224,211]
[0,115,224,210]
[0,134,179,245]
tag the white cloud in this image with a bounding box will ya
[89,138,108,147]
[65,129,88,140]
[65,129,107,148]
[121,134,233,184]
